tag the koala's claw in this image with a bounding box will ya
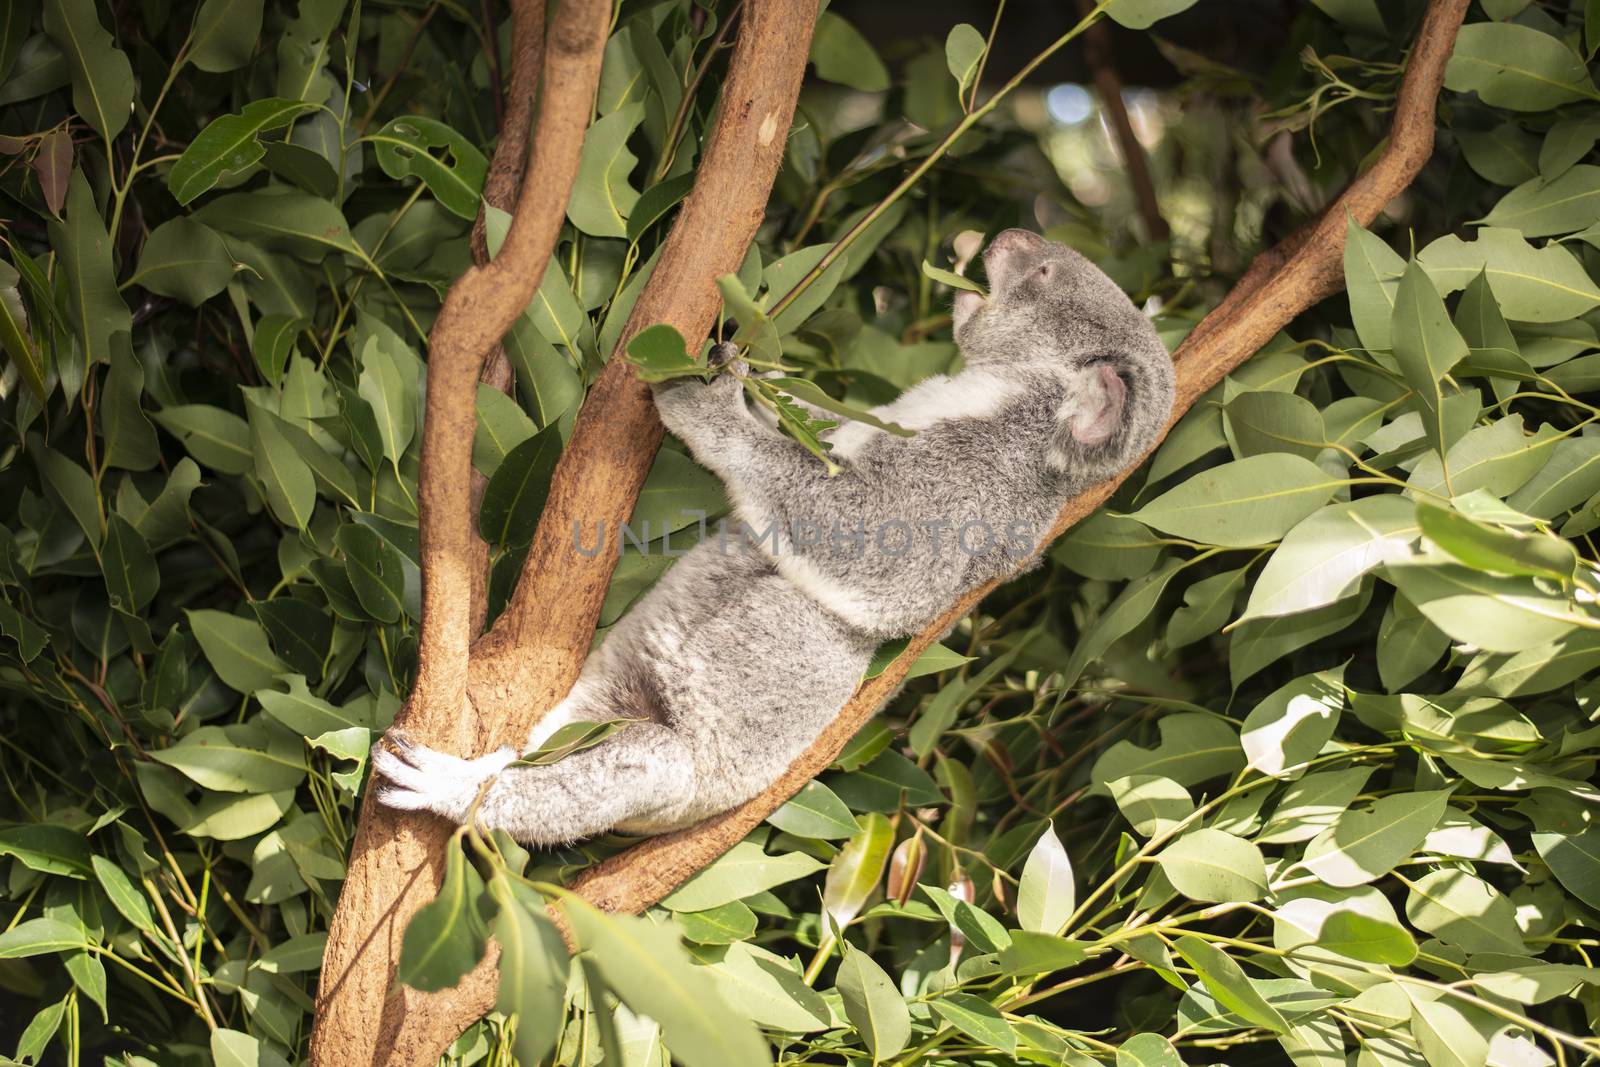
[369,734,519,822]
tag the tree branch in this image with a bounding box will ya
[566,0,1470,917]
[465,0,819,738]
[1075,0,1168,244]
[469,0,545,634]
[310,2,608,1064]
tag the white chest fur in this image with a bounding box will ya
[828,370,1027,459]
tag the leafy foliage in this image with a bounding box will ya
[2,0,1600,1065]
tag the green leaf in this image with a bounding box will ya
[827,748,946,811]
[809,11,889,92]
[492,879,569,1067]
[149,722,306,793]
[1404,868,1526,954]
[766,780,859,839]
[101,514,158,614]
[823,813,893,927]
[152,404,253,474]
[1417,227,1600,322]
[626,323,704,383]
[195,190,361,259]
[1017,823,1074,934]
[257,676,363,737]
[1130,455,1341,547]
[1386,562,1591,653]
[627,173,696,241]
[370,116,488,220]
[249,403,316,530]
[1060,559,1181,688]
[943,24,986,98]
[1105,0,1201,30]
[127,218,235,306]
[1482,164,1600,237]
[0,917,88,958]
[1239,496,1418,622]
[716,273,781,363]
[930,993,1016,1056]
[0,264,48,403]
[1273,885,1417,966]
[835,939,910,1062]
[337,523,405,623]
[168,98,317,205]
[50,169,130,370]
[1444,22,1597,112]
[1171,934,1288,1033]
[1531,827,1600,909]
[703,940,831,1033]
[563,897,770,1067]
[1392,260,1468,459]
[1300,788,1450,887]
[43,0,132,140]
[1107,775,1194,838]
[567,103,646,238]
[661,840,826,912]
[675,901,758,945]
[1051,511,1164,580]
[478,424,563,547]
[1344,215,1405,352]
[1156,829,1268,903]
[1225,391,1325,461]
[185,609,289,693]
[1091,712,1243,789]
[357,334,415,466]
[1417,500,1578,582]
[189,0,263,72]
[997,931,1090,975]
[1240,667,1345,778]
[0,824,90,877]
[90,855,156,934]
[397,843,489,992]
[1116,1033,1184,1067]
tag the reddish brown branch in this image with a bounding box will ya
[1076,0,1168,244]
[468,1,546,634]
[567,0,1470,918]
[466,0,820,737]
[310,2,608,1064]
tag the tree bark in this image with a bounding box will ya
[567,0,1470,917]
[312,1,820,1063]
[310,2,608,1064]
[469,0,545,635]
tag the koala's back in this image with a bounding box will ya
[588,538,877,831]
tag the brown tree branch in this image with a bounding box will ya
[310,2,608,1064]
[1075,0,1168,244]
[465,0,819,737]
[566,0,1470,917]
[468,1,545,634]
[315,1,822,1062]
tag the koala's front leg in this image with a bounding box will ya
[651,345,767,467]
[371,725,696,845]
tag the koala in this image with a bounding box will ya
[372,229,1175,845]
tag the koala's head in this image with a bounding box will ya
[952,229,1175,481]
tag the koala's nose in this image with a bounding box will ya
[989,228,1045,255]
[983,228,1046,287]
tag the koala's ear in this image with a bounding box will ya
[1046,362,1126,472]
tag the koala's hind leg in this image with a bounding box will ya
[371,723,696,846]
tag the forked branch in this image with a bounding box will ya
[566,0,1471,916]
[311,1,608,1064]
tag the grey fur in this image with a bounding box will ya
[372,230,1175,845]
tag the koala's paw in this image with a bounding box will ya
[707,341,739,368]
[369,732,518,823]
